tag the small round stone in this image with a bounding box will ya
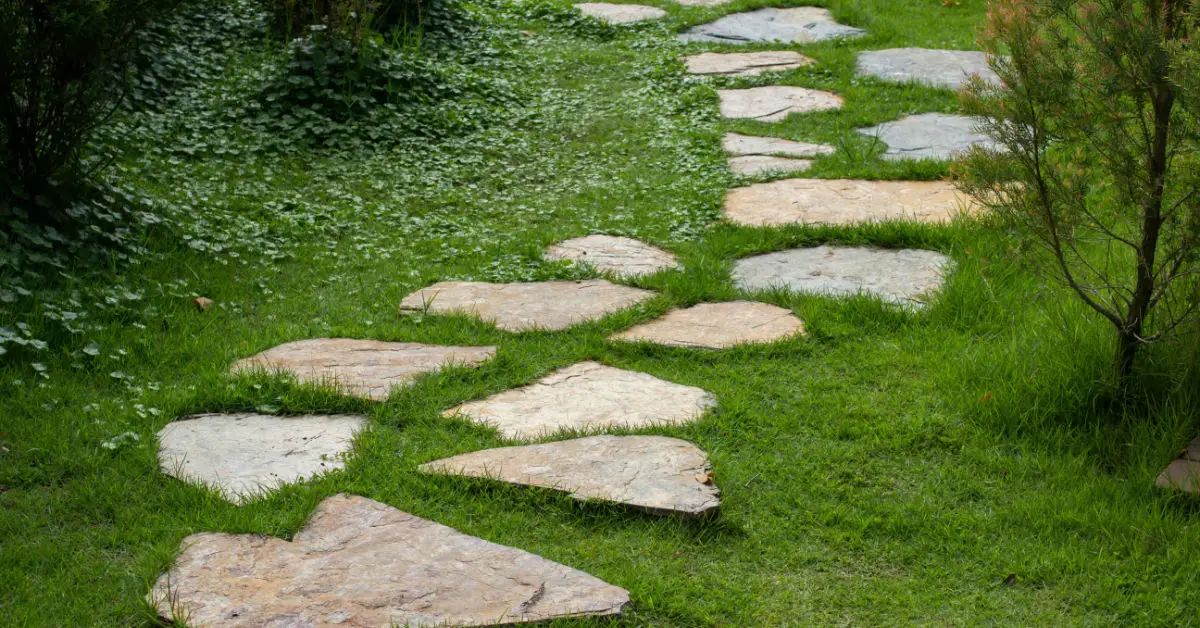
[718,86,842,122]
[545,235,678,277]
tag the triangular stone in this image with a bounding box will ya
[399,280,656,332]
[724,179,968,226]
[858,113,1003,161]
[150,494,630,626]
[157,413,366,504]
[610,301,804,348]
[545,235,678,277]
[232,339,496,401]
[443,361,716,440]
[719,86,842,122]
[1157,435,1200,493]
[856,48,1000,90]
[678,7,865,44]
[575,2,665,23]
[729,155,813,176]
[684,51,814,77]
[420,435,720,515]
[723,132,835,159]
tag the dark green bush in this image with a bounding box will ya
[270,0,453,42]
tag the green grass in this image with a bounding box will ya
[3,0,1200,625]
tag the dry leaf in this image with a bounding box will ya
[193,297,214,311]
[694,472,714,485]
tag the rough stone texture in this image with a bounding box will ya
[684,51,814,77]
[575,2,665,23]
[1156,436,1200,493]
[420,435,720,515]
[674,0,730,5]
[610,301,804,348]
[858,113,1003,161]
[232,339,497,401]
[732,245,953,307]
[724,179,968,227]
[399,280,656,332]
[545,235,678,277]
[150,494,630,627]
[157,413,366,503]
[718,86,842,122]
[723,132,835,159]
[443,361,717,440]
[678,7,865,44]
[729,155,813,176]
[856,48,1000,90]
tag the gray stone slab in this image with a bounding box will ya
[723,132,835,159]
[150,494,630,627]
[678,7,865,44]
[858,113,1002,161]
[545,235,678,277]
[856,48,1000,90]
[718,86,842,122]
[575,2,665,23]
[610,301,804,348]
[724,179,968,226]
[729,155,813,176]
[684,51,814,77]
[1157,435,1200,493]
[674,0,730,5]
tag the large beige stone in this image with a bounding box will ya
[684,51,814,77]
[545,235,678,277]
[231,339,497,401]
[420,435,720,515]
[1157,435,1200,493]
[724,179,968,227]
[399,280,656,332]
[150,494,630,627]
[157,413,366,504]
[718,86,842,122]
[610,301,804,348]
[575,2,665,23]
[443,361,716,440]
[723,132,835,159]
[729,155,813,176]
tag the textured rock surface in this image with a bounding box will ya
[678,7,865,44]
[718,86,842,122]
[232,339,497,401]
[575,2,665,23]
[723,132,835,159]
[733,245,952,307]
[157,413,366,503]
[150,494,630,626]
[420,435,720,515]
[684,51,814,77]
[443,361,717,440]
[858,113,1002,161]
[545,235,678,277]
[674,0,730,5]
[729,155,813,176]
[724,179,968,226]
[856,48,999,89]
[610,301,804,348]
[1157,436,1200,493]
[399,280,656,332]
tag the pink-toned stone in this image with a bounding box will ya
[718,87,842,122]
[1156,435,1200,493]
[685,51,814,77]
[729,155,813,176]
[724,179,969,227]
[610,301,804,348]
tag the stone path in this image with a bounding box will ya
[232,338,496,400]
[575,2,665,23]
[151,494,630,627]
[611,301,803,348]
[1157,435,1200,493]
[856,48,1000,90]
[684,51,814,77]
[421,435,720,515]
[443,361,717,440]
[678,7,865,44]
[858,113,1002,161]
[718,86,842,122]
[545,235,678,277]
[724,132,834,176]
[724,179,968,227]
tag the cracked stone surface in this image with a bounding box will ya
[399,280,656,332]
[718,86,842,122]
[575,2,665,23]
[1157,436,1200,493]
[674,0,731,6]
[729,155,814,176]
[858,113,1002,161]
[684,51,814,77]
[733,245,953,307]
[610,301,804,348]
[545,235,678,277]
[157,413,366,504]
[724,179,968,227]
[856,48,1000,90]
[724,132,835,159]
[150,494,630,627]
[443,361,717,440]
[678,7,865,44]
[420,435,720,515]
[232,339,497,401]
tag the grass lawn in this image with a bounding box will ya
[3,0,1200,625]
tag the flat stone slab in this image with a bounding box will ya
[443,361,717,440]
[1157,436,1200,493]
[678,7,865,44]
[674,0,730,5]
[232,339,497,401]
[723,132,835,159]
[399,279,656,332]
[732,245,953,307]
[611,301,804,348]
[858,113,1002,161]
[724,179,968,227]
[684,51,814,77]
[157,413,366,503]
[718,86,842,122]
[856,48,999,90]
[575,2,665,23]
[729,155,813,176]
[420,435,720,515]
[150,494,630,626]
[545,235,678,277]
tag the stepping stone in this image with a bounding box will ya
[858,113,1003,161]
[420,435,720,515]
[156,413,365,503]
[545,235,678,277]
[718,86,842,122]
[575,2,665,23]
[231,339,497,401]
[729,155,814,176]
[684,51,814,77]
[1157,436,1200,493]
[610,301,804,348]
[678,7,865,44]
[724,132,835,159]
[150,494,630,626]
[724,179,968,227]
[857,48,1000,90]
[732,245,952,307]
[443,361,716,440]
[399,279,656,332]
